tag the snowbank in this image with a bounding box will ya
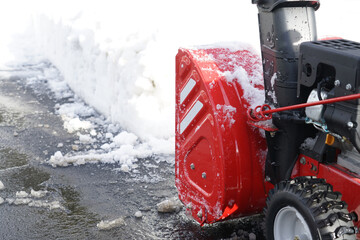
[24,0,260,141]
[1,0,360,155]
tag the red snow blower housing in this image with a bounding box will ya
[176,1,360,239]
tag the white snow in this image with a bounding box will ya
[49,151,65,167]
[0,0,359,169]
[63,117,93,134]
[31,189,48,198]
[224,59,264,108]
[134,211,143,218]
[157,197,183,213]
[215,104,237,128]
[16,191,29,198]
[105,133,113,141]
[113,131,138,147]
[28,200,64,210]
[97,217,126,230]
[57,102,95,119]
[120,164,130,173]
[267,73,278,105]
[7,189,64,210]
[14,198,32,205]
[0,0,261,139]
[77,133,94,144]
[6,198,15,205]
[0,181,4,190]
[0,197,4,205]
[48,139,153,168]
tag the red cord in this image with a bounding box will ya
[247,93,360,122]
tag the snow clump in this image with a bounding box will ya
[113,131,138,147]
[7,189,64,211]
[31,189,47,198]
[157,197,183,213]
[97,217,126,230]
[215,104,237,128]
[134,211,143,218]
[16,191,29,198]
[14,198,32,205]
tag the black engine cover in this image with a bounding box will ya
[298,39,360,151]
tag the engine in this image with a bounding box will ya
[298,39,360,172]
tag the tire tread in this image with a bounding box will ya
[264,177,357,240]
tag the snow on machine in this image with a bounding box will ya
[175,0,360,239]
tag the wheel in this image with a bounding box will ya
[264,177,357,240]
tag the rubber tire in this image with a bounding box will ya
[264,177,357,240]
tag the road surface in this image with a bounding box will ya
[0,61,264,240]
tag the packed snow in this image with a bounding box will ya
[26,0,261,141]
[0,0,360,170]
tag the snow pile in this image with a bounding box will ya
[23,0,260,142]
[48,96,172,169]
[13,60,172,169]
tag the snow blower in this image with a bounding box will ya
[176,0,360,239]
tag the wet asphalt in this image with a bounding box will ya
[0,63,265,240]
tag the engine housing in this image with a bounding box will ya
[298,39,360,151]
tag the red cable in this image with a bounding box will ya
[265,93,360,114]
[248,93,360,122]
